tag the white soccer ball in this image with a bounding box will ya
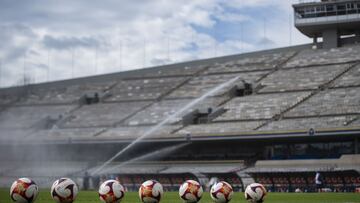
[179,180,203,203]
[51,178,78,203]
[10,178,39,203]
[99,180,125,203]
[138,180,163,203]
[210,181,233,203]
[244,183,267,203]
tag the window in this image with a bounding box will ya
[347,3,357,14]
[346,3,355,9]
[337,4,346,15]
[326,5,334,12]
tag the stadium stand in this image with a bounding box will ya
[124,97,221,126]
[258,64,350,93]
[18,81,116,105]
[100,125,181,140]
[0,105,75,129]
[247,155,360,192]
[176,121,262,136]
[251,171,360,192]
[259,116,357,131]
[283,45,360,68]
[204,51,295,74]
[166,72,267,99]
[105,77,188,102]
[0,37,360,192]
[35,128,104,141]
[62,101,151,128]
[284,87,360,117]
[215,92,311,121]
[331,63,360,88]
[124,65,206,78]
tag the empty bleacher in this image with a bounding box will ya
[258,64,350,93]
[62,101,150,128]
[284,45,360,68]
[259,116,357,131]
[215,92,311,121]
[251,171,360,192]
[34,127,104,141]
[248,155,360,172]
[177,121,261,136]
[99,125,181,140]
[20,81,116,105]
[331,64,360,88]
[284,87,360,118]
[349,116,360,126]
[247,155,360,191]
[0,105,75,129]
[126,65,205,78]
[166,72,267,99]
[124,98,221,126]
[0,161,89,188]
[105,77,187,102]
[204,51,295,74]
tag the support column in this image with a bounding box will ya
[313,36,317,44]
[322,29,339,49]
[355,30,360,44]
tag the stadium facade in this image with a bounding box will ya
[0,0,360,193]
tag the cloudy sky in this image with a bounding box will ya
[0,0,310,87]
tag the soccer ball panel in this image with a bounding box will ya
[10,178,39,203]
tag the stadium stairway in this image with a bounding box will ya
[254,51,299,85]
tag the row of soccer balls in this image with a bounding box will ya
[10,177,267,203]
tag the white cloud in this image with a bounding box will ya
[216,12,250,23]
[0,0,310,87]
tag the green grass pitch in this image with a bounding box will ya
[1,189,359,203]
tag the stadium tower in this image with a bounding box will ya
[293,0,360,48]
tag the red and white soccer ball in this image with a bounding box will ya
[179,180,203,203]
[10,178,39,203]
[138,180,163,203]
[210,181,233,203]
[244,183,267,203]
[98,180,125,203]
[51,178,78,203]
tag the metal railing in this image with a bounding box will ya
[295,12,360,24]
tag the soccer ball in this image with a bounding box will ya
[51,178,78,203]
[244,183,267,203]
[210,181,233,203]
[99,180,125,203]
[179,180,203,203]
[139,180,163,203]
[10,178,39,203]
